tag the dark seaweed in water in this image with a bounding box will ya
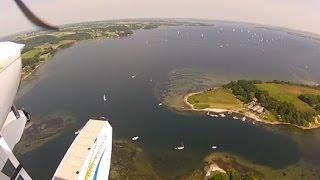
[14,115,75,156]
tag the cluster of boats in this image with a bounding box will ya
[207,112,256,125]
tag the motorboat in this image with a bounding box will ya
[219,114,226,117]
[132,136,139,141]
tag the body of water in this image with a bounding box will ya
[16,22,320,179]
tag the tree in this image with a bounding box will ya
[224,80,315,126]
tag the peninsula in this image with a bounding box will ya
[185,80,320,129]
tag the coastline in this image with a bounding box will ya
[19,34,125,81]
[21,62,44,80]
[183,92,320,130]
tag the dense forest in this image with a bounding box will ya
[223,80,316,126]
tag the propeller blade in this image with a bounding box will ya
[14,0,59,30]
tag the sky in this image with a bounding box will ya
[1,0,320,37]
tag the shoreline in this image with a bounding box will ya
[21,62,44,80]
[183,92,320,130]
[19,33,128,81]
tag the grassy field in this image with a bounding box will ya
[256,83,320,113]
[259,110,278,122]
[22,48,41,59]
[187,88,244,110]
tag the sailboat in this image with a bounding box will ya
[103,94,107,101]
[175,141,185,150]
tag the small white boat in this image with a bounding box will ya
[211,145,217,149]
[252,121,255,125]
[132,136,139,141]
[175,142,185,150]
[158,103,163,106]
[74,129,82,135]
[242,117,246,121]
[131,74,136,79]
[209,113,218,117]
[103,94,107,101]
[177,31,180,35]
[232,116,239,120]
[219,114,226,117]
[201,33,204,38]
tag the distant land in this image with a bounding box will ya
[186,80,320,129]
[10,19,213,80]
[5,19,320,81]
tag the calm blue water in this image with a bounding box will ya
[16,22,320,179]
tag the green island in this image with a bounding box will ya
[186,80,320,129]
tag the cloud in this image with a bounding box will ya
[1,0,320,37]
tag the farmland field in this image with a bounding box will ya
[256,83,320,113]
[22,48,41,59]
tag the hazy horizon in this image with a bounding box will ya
[1,0,320,37]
